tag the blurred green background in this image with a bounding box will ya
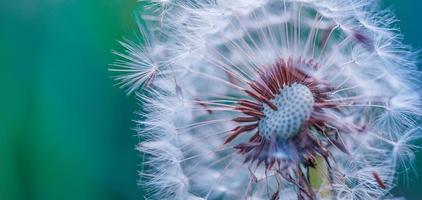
[0,0,421,200]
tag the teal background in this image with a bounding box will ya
[0,1,421,199]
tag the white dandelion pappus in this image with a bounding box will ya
[113,0,422,199]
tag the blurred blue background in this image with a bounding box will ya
[0,0,421,199]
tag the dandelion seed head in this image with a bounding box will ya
[113,0,422,199]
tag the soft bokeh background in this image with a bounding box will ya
[0,0,421,199]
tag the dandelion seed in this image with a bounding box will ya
[113,0,422,199]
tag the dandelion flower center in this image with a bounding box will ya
[259,83,314,139]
